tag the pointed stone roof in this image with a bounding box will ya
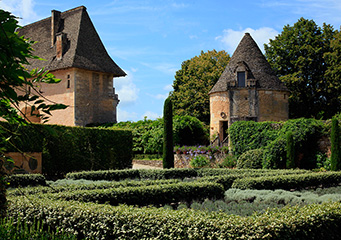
[210,33,287,94]
[18,6,126,77]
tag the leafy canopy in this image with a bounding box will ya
[264,18,340,119]
[1,9,67,216]
[170,50,230,124]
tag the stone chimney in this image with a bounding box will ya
[56,32,65,60]
[51,10,61,47]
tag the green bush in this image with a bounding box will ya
[0,217,76,239]
[5,174,46,188]
[230,118,324,169]
[8,179,182,197]
[0,122,133,177]
[237,149,264,169]
[232,172,341,190]
[229,121,280,157]
[7,196,341,239]
[331,117,340,170]
[110,115,209,155]
[262,136,287,169]
[286,131,296,169]
[66,168,198,181]
[224,188,341,206]
[163,97,174,168]
[137,168,197,180]
[49,182,224,206]
[190,155,210,168]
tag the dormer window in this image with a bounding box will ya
[237,72,245,87]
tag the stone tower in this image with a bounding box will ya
[17,6,126,126]
[209,33,289,143]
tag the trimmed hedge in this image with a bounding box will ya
[0,217,76,239]
[7,196,341,239]
[0,122,133,176]
[229,118,325,169]
[198,170,311,190]
[237,148,264,169]
[48,182,224,206]
[8,179,182,197]
[5,174,46,188]
[232,172,341,190]
[66,168,198,181]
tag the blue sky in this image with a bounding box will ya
[1,0,340,122]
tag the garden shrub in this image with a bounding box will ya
[286,131,296,169]
[138,168,197,180]
[0,122,133,177]
[237,148,264,169]
[331,117,340,170]
[66,168,198,181]
[262,136,287,169]
[110,115,209,155]
[163,97,174,168]
[48,182,224,206]
[8,179,182,197]
[229,118,325,169]
[190,155,210,168]
[5,174,46,188]
[229,121,280,157]
[224,188,341,206]
[7,195,341,239]
[66,169,140,181]
[0,217,76,239]
[231,172,341,190]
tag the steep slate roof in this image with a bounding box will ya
[210,33,287,94]
[18,6,126,77]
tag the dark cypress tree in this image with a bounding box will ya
[331,118,340,170]
[286,131,295,169]
[163,97,174,168]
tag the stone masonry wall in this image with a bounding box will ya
[75,68,115,126]
[18,68,75,126]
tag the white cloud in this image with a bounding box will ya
[115,70,139,106]
[141,111,160,120]
[216,27,279,54]
[163,84,173,91]
[0,0,38,25]
[155,93,168,100]
[117,108,138,122]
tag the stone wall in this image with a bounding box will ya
[17,68,75,126]
[74,68,116,126]
[210,88,289,142]
[174,153,226,168]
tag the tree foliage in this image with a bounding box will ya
[286,131,295,169]
[264,18,340,119]
[0,9,66,217]
[111,115,209,155]
[163,97,174,168]
[330,118,340,171]
[170,50,230,124]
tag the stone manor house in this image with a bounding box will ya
[17,6,126,126]
[209,33,289,144]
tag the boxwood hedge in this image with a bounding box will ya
[0,122,133,177]
[7,196,341,239]
[47,182,224,206]
[232,172,341,190]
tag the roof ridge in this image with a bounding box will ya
[70,8,85,69]
[20,6,86,29]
